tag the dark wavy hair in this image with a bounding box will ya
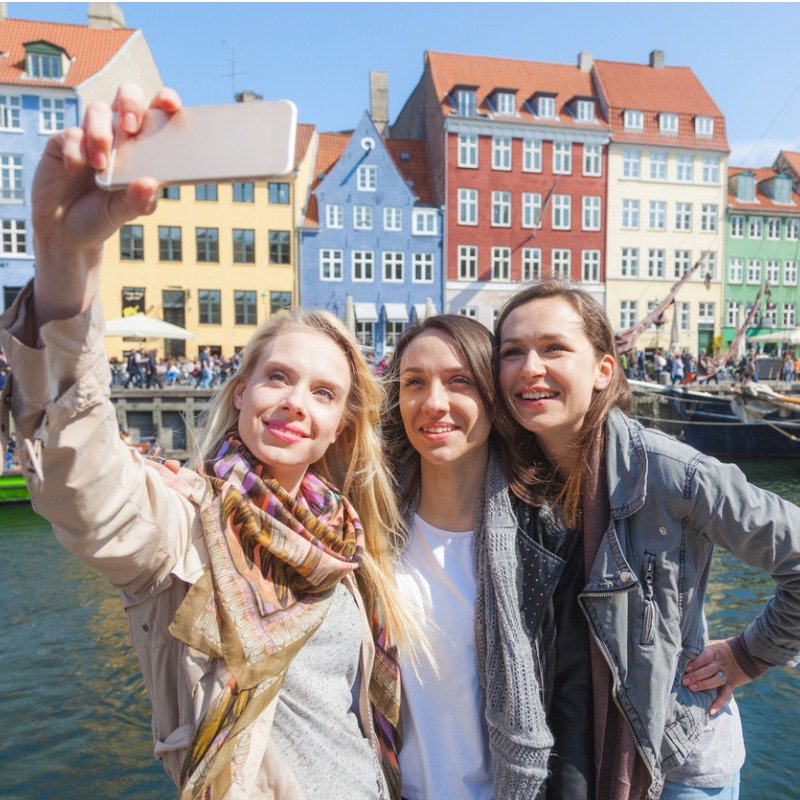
[381,314,497,513]
[494,281,632,527]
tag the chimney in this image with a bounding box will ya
[578,51,593,73]
[0,4,7,20]
[235,90,263,103]
[370,70,389,136]
[649,49,665,69]
[88,2,126,29]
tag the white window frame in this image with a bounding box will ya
[457,245,478,280]
[648,248,666,278]
[621,247,639,278]
[492,136,512,170]
[460,307,479,319]
[767,217,782,240]
[747,258,762,285]
[457,188,478,226]
[701,156,720,184]
[576,100,595,121]
[412,209,438,235]
[537,95,556,118]
[353,205,373,230]
[730,215,744,238]
[326,204,343,229]
[0,94,22,130]
[649,200,667,230]
[786,218,800,240]
[412,252,434,283]
[553,141,572,175]
[675,202,692,231]
[695,116,714,136]
[659,112,679,134]
[784,260,798,286]
[622,149,641,179]
[491,191,511,227]
[39,97,66,134]
[582,196,601,231]
[356,164,377,191]
[623,109,643,131]
[622,199,640,229]
[649,151,667,181]
[382,251,404,282]
[678,301,690,332]
[726,301,740,327]
[0,218,26,254]
[583,143,602,176]
[522,139,542,172]
[581,250,600,282]
[456,89,477,117]
[700,204,718,233]
[728,258,744,284]
[674,249,692,278]
[0,154,24,203]
[491,246,511,280]
[767,259,781,285]
[457,134,478,168]
[521,247,541,281]
[676,154,694,182]
[552,248,571,279]
[319,248,343,281]
[783,303,796,328]
[698,302,715,324]
[351,250,375,282]
[522,192,542,229]
[383,207,402,232]
[748,217,763,239]
[552,194,571,230]
[495,92,516,115]
[620,300,638,329]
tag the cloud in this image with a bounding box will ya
[729,138,800,169]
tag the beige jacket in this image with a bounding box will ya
[0,284,381,799]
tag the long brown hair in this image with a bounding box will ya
[381,314,497,515]
[494,281,631,527]
[190,308,425,657]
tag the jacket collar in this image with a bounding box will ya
[605,408,648,520]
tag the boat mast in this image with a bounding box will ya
[615,251,709,355]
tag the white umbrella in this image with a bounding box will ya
[103,313,195,340]
[747,329,800,345]
[344,295,356,335]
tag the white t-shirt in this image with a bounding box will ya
[395,514,493,800]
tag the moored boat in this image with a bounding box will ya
[0,468,29,504]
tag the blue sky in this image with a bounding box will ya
[9,2,800,166]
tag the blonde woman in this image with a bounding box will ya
[0,84,419,800]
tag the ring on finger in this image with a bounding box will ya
[715,670,727,684]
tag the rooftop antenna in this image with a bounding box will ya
[221,39,247,99]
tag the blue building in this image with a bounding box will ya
[0,4,161,310]
[299,111,443,357]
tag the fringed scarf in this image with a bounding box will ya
[166,435,400,800]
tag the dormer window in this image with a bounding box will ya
[623,110,643,131]
[737,172,756,202]
[773,175,792,204]
[536,95,556,119]
[575,99,595,122]
[495,92,516,115]
[25,41,66,80]
[357,165,377,191]
[659,113,678,134]
[695,116,714,137]
[456,88,477,117]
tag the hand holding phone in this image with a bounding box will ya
[95,100,297,190]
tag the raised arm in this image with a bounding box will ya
[32,82,180,327]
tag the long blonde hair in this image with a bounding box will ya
[191,308,425,658]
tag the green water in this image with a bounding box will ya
[0,460,798,798]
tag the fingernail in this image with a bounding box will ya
[709,708,717,716]
[122,112,138,133]
[92,152,107,170]
[682,677,690,686]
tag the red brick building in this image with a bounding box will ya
[393,50,611,325]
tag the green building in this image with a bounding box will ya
[723,167,800,349]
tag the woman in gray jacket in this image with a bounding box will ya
[494,280,800,800]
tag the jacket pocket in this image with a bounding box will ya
[640,552,657,646]
[517,531,566,639]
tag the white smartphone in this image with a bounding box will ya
[95,100,297,190]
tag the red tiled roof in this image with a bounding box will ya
[424,50,608,131]
[778,151,800,177]
[727,166,800,213]
[303,132,435,227]
[385,139,435,205]
[592,59,728,151]
[0,18,136,88]
[294,123,315,168]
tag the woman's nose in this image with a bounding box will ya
[280,387,308,417]
[421,381,448,413]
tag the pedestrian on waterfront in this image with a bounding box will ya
[197,346,213,389]
[744,347,759,383]
[670,353,685,385]
[494,280,800,800]
[783,352,794,384]
[0,84,427,800]
[381,313,750,800]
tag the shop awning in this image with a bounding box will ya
[383,303,410,322]
[353,302,379,322]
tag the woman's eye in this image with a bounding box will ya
[544,342,567,353]
[402,378,424,388]
[451,375,471,386]
[500,347,523,358]
[267,370,286,382]
[314,387,336,402]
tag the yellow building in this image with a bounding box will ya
[100,121,317,359]
[594,53,729,355]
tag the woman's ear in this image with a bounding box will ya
[232,380,245,410]
[594,354,615,391]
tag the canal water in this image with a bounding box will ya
[1,460,798,799]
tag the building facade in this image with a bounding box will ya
[723,167,800,347]
[393,50,610,329]
[100,122,318,359]
[594,51,729,355]
[0,3,162,308]
[299,112,442,356]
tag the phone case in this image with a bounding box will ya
[95,100,297,190]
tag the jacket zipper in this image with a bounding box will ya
[578,588,657,793]
[641,553,657,646]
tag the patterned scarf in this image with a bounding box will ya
[166,435,400,799]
